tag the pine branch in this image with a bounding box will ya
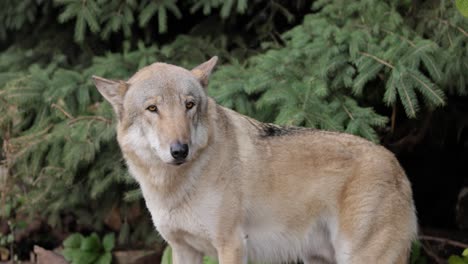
[359,51,394,69]
[51,103,74,119]
[436,18,468,37]
[356,24,416,47]
[407,71,445,106]
[398,75,417,118]
[342,105,354,120]
[68,116,112,125]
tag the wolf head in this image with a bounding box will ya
[93,57,218,166]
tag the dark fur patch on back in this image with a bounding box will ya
[259,123,313,138]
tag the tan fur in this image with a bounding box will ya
[92,57,417,264]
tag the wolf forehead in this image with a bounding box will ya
[126,62,206,97]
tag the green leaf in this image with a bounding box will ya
[455,0,468,17]
[63,233,84,249]
[410,241,421,263]
[448,255,467,264]
[6,234,14,244]
[203,255,219,264]
[61,248,73,261]
[161,246,172,264]
[102,233,115,252]
[95,252,112,264]
[80,233,101,252]
[74,251,100,264]
[61,248,81,262]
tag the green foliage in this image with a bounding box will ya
[0,233,14,248]
[0,53,133,230]
[0,0,299,45]
[160,246,172,264]
[0,194,27,261]
[410,241,428,264]
[210,0,466,143]
[161,246,220,264]
[449,249,468,264]
[62,233,114,264]
[0,0,48,40]
[0,35,229,248]
[55,0,102,42]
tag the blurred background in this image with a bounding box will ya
[0,0,467,263]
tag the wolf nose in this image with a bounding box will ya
[170,143,189,161]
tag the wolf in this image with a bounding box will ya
[92,56,417,264]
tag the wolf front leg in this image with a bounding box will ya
[216,234,248,264]
[171,243,203,264]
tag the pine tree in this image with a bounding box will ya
[211,0,466,141]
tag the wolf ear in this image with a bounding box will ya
[191,56,218,87]
[92,75,129,118]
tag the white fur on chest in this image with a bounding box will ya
[140,179,222,256]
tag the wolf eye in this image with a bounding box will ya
[186,102,195,110]
[146,105,158,112]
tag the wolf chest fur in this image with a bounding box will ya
[93,57,417,264]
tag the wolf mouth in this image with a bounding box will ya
[170,160,186,166]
